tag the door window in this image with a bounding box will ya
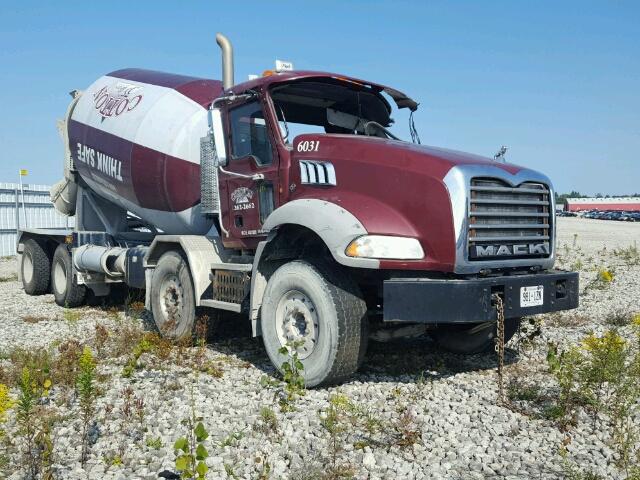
[229,101,273,165]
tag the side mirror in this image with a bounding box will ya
[211,108,227,166]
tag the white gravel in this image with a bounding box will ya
[0,217,638,480]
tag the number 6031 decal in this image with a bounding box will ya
[297,140,320,152]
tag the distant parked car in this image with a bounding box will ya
[558,211,577,217]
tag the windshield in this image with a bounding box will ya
[270,79,404,144]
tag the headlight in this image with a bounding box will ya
[345,235,424,260]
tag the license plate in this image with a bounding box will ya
[520,285,544,307]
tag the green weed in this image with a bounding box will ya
[254,406,279,437]
[174,421,209,479]
[15,365,55,478]
[507,379,542,402]
[277,341,306,412]
[548,329,640,472]
[77,347,97,465]
[319,394,356,479]
[219,430,244,448]
[613,242,640,266]
[145,436,163,450]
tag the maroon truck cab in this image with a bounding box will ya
[209,70,578,331]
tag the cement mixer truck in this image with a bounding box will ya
[17,34,578,386]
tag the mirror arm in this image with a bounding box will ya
[218,165,264,181]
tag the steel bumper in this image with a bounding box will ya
[383,270,579,324]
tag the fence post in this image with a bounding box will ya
[19,178,27,228]
[14,186,20,250]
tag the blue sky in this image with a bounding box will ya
[1,1,638,194]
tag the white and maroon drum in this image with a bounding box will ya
[69,69,223,234]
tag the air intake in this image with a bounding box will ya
[200,136,220,216]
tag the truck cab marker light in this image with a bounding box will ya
[345,235,424,260]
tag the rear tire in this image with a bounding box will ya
[431,317,521,354]
[260,260,368,387]
[51,244,86,307]
[150,251,196,340]
[21,238,51,295]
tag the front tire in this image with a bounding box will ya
[21,238,51,295]
[260,260,367,387]
[150,251,196,340]
[431,317,521,354]
[51,244,86,307]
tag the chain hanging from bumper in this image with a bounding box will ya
[492,293,506,405]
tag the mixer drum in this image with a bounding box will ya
[68,69,223,234]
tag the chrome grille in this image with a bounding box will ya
[468,178,552,260]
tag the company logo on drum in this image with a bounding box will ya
[93,82,143,118]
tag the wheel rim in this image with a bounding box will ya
[275,290,319,360]
[159,274,184,328]
[53,259,67,295]
[22,252,34,284]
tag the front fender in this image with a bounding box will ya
[262,199,379,269]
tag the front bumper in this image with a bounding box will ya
[383,270,579,324]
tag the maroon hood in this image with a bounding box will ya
[289,134,525,272]
[310,135,524,177]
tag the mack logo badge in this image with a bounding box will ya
[470,242,550,258]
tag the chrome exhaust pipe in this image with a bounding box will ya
[216,33,234,90]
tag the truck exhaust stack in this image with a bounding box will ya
[215,33,234,90]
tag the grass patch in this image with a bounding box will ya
[507,379,542,402]
[254,406,279,437]
[584,267,616,292]
[545,312,590,328]
[219,431,244,448]
[21,315,49,324]
[145,436,163,450]
[613,242,640,266]
[547,328,640,472]
[605,310,637,327]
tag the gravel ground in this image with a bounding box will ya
[0,217,639,480]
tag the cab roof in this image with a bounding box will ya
[228,70,419,112]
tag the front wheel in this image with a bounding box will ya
[430,317,521,354]
[260,260,368,388]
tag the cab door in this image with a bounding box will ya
[219,98,279,249]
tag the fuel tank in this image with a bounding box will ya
[67,69,223,234]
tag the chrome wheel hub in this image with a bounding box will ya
[275,290,319,360]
